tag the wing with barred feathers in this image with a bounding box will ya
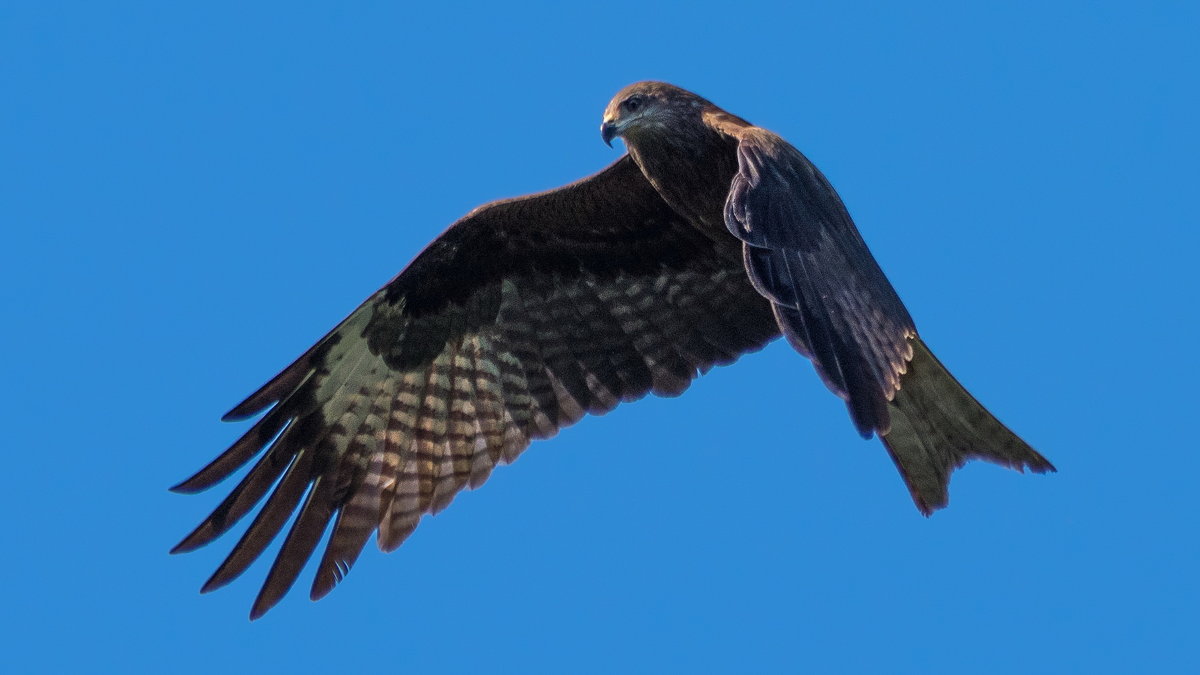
[171,155,778,619]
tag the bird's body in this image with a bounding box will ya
[174,82,1053,619]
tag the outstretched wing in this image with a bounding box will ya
[172,155,779,619]
[723,128,916,438]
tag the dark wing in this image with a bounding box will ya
[723,128,915,438]
[172,155,779,619]
[722,128,1053,511]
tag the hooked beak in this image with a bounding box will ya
[600,121,618,148]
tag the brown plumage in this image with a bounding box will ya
[174,81,1053,619]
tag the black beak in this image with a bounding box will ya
[600,122,618,148]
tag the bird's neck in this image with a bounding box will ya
[625,117,741,233]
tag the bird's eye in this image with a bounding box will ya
[622,96,642,112]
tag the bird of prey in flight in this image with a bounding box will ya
[173,81,1054,619]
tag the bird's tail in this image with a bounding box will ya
[881,338,1055,514]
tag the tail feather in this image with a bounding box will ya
[881,338,1054,514]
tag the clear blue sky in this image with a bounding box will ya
[3,2,1197,673]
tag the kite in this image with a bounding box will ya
[173,81,1054,618]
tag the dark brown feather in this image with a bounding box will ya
[174,154,778,617]
[608,80,1050,515]
[178,81,1053,619]
[880,339,1055,514]
[724,129,914,437]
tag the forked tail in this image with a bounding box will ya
[881,338,1055,514]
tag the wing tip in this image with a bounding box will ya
[248,575,294,622]
[250,578,289,619]
[171,521,219,555]
[200,558,247,596]
[169,539,198,555]
[221,405,262,423]
[168,476,209,494]
[199,574,234,597]
[248,601,272,622]
[309,571,339,603]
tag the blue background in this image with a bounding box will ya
[4,2,1197,672]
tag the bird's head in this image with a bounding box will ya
[600,81,708,147]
